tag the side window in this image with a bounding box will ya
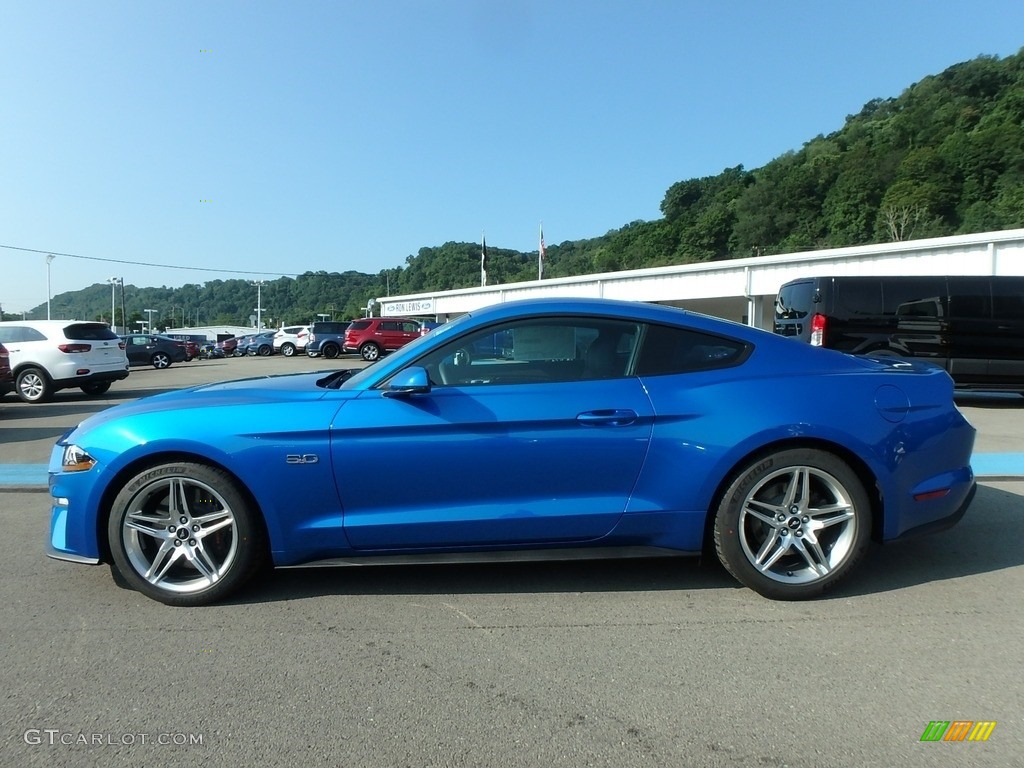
[882,278,946,316]
[415,318,639,387]
[634,324,750,376]
[379,321,399,332]
[834,279,883,317]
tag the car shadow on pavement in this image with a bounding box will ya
[230,484,1024,606]
[232,556,740,605]
[824,483,1023,599]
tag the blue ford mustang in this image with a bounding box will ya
[48,298,976,605]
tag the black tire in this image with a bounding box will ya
[713,448,871,600]
[281,343,295,357]
[16,367,52,403]
[151,352,172,369]
[80,381,112,396]
[321,342,340,359]
[107,462,268,606]
[360,342,381,362]
[259,344,272,356]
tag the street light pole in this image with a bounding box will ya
[46,254,55,320]
[108,277,119,332]
[253,281,264,330]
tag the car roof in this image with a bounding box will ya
[0,319,104,328]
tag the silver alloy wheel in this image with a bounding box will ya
[281,343,295,357]
[361,343,380,361]
[16,368,49,403]
[737,464,857,585]
[121,476,239,595]
[152,352,171,369]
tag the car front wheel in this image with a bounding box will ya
[107,462,267,606]
[713,448,871,600]
[16,367,52,403]
[151,352,172,369]
[280,343,295,357]
[360,342,381,361]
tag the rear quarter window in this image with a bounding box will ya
[635,324,750,376]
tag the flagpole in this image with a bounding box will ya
[481,233,488,287]
[538,222,545,280]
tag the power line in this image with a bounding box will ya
[0,243,300,278]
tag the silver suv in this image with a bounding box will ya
[0,320,130,403]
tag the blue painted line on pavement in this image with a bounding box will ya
[2,453,1024,488]
[970,452,1024,478]
[0,464,49,485]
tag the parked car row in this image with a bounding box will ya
[194,319,438,365]
[307,317,435,361]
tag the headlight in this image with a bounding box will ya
[61,444,96,473]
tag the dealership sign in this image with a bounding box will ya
[383,299,434,315]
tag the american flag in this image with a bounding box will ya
[539,224,546,279]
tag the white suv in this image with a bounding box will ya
[0,320,130,403]
[272,325,309,357]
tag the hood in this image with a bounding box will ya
[70,371,337,436]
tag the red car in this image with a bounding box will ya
[343,317,424,361]
[216,337,240,356]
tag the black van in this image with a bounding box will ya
[773,275,1024,393]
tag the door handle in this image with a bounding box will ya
[577,409,638,426]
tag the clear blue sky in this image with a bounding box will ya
[2,0,1023,314]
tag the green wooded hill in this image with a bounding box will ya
[23,49,1024,329]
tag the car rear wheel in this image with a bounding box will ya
[16,367,52,403]
[107,462,268,606]
[280,343,295,357]
[80,381,112,396]
[360,342,381,361]
[151,352,172,369]
[713,448,871,600]
[321,342,340,359]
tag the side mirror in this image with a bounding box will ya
[382,366,431,397]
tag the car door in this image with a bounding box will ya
[392,320,421,351]
[124,335,149,365]
[333,318,654,549]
